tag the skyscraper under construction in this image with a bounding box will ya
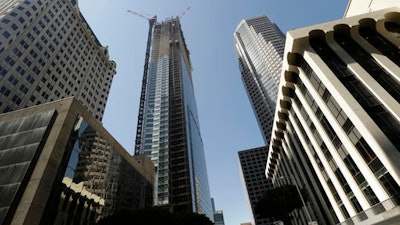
[134,16,213,219]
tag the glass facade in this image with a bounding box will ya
[0,100,154,225]
[0,110,56,224]
[44,117,153,224]
[181,56,212,216]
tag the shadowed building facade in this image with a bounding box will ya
[238,147,274,225]
[0,97,154,225]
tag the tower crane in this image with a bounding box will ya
[179,6,191,19]
[128,9,157,155]
[127,10,156,22]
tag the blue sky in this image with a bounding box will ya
[79,0,348,224]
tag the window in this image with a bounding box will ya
[11,24,18,31]
[362,186,379,205]
[19,84,28,94]
[20,40,29,49]
[11,95,22,105]
[379,172,400,204]
[35,42,43,51]
[0,86,10,96]
[3,106,11,113]
[13,48,22,57]
[29,49,38,58]
[0,68,7,76]
[26,32,34,41]
[23,57,32,67]
[5,56,15,66]
[32,66,40,75]
[16,66,25,76]
[26,75,35,84]
[8,76,18,85]
[33,26,40,34]
[3,31,11,38]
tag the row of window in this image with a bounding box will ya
[0,0,114,121]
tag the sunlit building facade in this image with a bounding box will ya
[266,7,400,225]
[0,0,116,121]
[134,17,213,219]
[0,97,154,225]
[234,15,284,225]
[234,15,285,143]
[344,0,400,17]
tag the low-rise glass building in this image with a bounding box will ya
[0,97,154,225]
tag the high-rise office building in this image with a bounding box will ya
[266,7,400,225]
[238,147,274,225]
[134,17,213,219]
[0,0,116,121]
[0,97,154,225]
[234,15,285,143]
[234,16,285,225]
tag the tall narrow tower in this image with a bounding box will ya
[134,16,213,219]
[234,15,285,144]
[234,16,286,225]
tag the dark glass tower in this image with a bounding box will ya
[134,17,213,219]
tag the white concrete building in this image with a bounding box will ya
[345,0,400,17]
[266,7,400,225]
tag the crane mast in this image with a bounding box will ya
[128,10,157,155]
